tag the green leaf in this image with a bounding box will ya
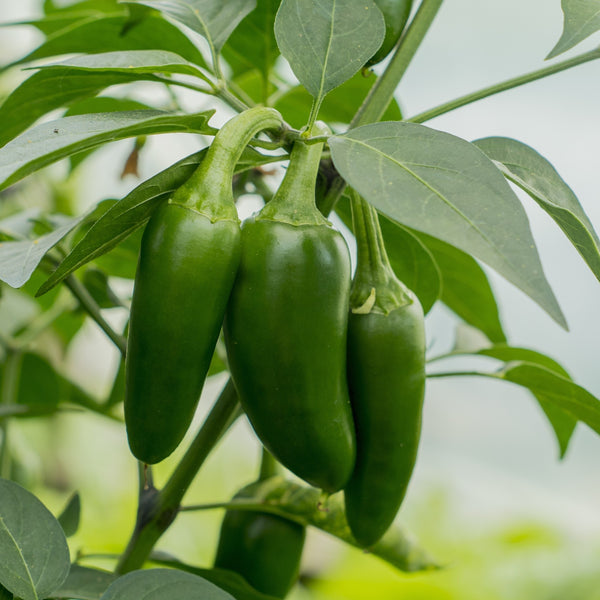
[36,147,281,295]
[0,109,214,193]
[65,97,153,117]
[474,136,600,283]
[0,583,12,600]
[82,267,125,308]
[128,0,257,52]
[547,0,600,59]
[0,69,159,149]
[99,569,236,600]
[149,555,279,600]
[0,214,88,288]
[57,493,81,538]
[335,197,440,314]
[274,71,402,130]
[329,122,567,328]
[274,0,385,103]
[37,49,210,82]
[0,478,70,600]
[52,565,117,600]
[416,232,507,343]
[219,477,438,573]
[222,0,281,87]
[6,15,206,69]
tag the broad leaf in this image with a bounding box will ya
[0,109,214,192]
[53,565,117,600]
[547,0,600,58]
[474,136,600,282]
[128,0,257,51]
[37,148,283,295]
[416,232,506,343]
[57,493,81,538]
[5,15,206,70]
[0,69,160,148]
[215,477,439,573]
[99,569,236,600]
[0,479,70,600]
[329,122,567,328]
[65,97,153,117]
[274,0,385,104]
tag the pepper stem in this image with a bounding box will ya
[172,107,284,221]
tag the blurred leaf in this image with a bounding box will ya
[5,15,206,70]
[274,0,385,106]
[329,122,566,329]
[274,71,402,130]
[99,569,236,600]
[0,478,70,600]
[65,97,152,117]
[232,70,277,105]
[93,228,142,280]
[218,476,439,573]
[106,358,126,409]
[149,554,279,600]
[417,232,506,343]
[37,147,282,296]
[0,583,12,600]
[82,268,125,308]
[57,492,81,538]
[128,0,257,51]
[53,565,117,600]
[547,0,600,58]
[0,109,215,192]
[474,136,600,283]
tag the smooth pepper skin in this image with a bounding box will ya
[368,0,413,66]
[344,294,425,547]
[125,202,240,464]
[214,508,305,598]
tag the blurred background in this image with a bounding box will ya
[1,1,600,598]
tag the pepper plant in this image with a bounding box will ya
[0,0,599,599]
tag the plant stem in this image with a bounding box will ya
[259,448,279,481]
[426,370,490,379]
[64,275,127,355]
[408,47,600,123]
[0,351,23,479]
[115,379,241,574]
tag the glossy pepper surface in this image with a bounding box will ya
[224,124,356,493]
[368,0,413,66]
[125,107,283,464]
[343,191,425,547]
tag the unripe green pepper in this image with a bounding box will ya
[224,124,356,493]
[343,190,425,547]
[368,0,413,66]
[125,107,283,464]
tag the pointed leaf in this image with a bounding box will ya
[99,569,235,600]
[547,0,600,58]
[474,136,600,282]
[0,109,214,192]
[128,0,257,51]
[274,0,385,103]
[57,493,81,538]
[52,565,117,600]
[0,479,70,600]
[329,121,566,328]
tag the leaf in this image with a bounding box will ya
[221,477,439,573]
[329,121,567,328]
[474,136,600,283]
[37,49,210,82]
[82,267,125,308]
[52,565,117,600]
[37,147,282,295]
[149,555,279,600]
[335,197,440,314]
[416,232,507,343]
[0,583,12,600]
[5,15,206,70]
[274,0,385,103]
[274,70,402,130]
[0,109,214,192]
[57,493,81,538]
[0,478,70,600]
[128,0,257,51]
[0,213,88,288]
[99,569,236,600]
[547,0,600,59]
[65,97,153,117]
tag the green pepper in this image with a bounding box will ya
[125,107,283,464]
[224,124,356,493]
[368,0,413,66]
[343,190,425,548]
